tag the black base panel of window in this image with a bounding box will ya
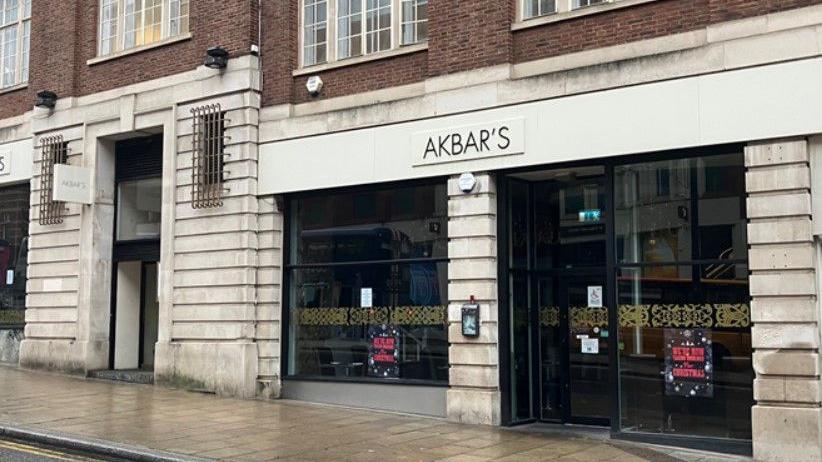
[283,374,448,388]
[611,430,752,456]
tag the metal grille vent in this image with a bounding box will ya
[38,135,68,225]
[191,104,229,208]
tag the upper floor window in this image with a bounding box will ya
[302,0,428,68]
[0,0,30,89]
[98,0,190,56]
[521,0,605,20]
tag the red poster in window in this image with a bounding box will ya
[664,328,713,398]
[368,324,400,379]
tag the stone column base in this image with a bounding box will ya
[753,405,822,461]
[154,341,258,398]
[447,388,501,425]
[19,339,108,374]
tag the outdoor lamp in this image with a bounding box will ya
[35,90,58,109]
[204,46,229,69]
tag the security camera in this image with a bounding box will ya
[306,76,323,97]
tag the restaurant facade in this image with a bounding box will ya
[1,1,822,461]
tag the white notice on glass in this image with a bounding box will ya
[361,288,373,308]
[587,285,603,308]
[5,270,13,286]
[581,338,599,355]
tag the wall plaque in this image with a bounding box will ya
[53,164,93,204]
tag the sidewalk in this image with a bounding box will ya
[0,366,746,462]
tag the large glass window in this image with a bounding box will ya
[0,0,30,89]
[287,182,448,383]
[0,182,29,326]
[615,152,751,440]
[98,0,190,56]
[301,0,427,68]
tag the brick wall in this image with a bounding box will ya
[514,0,822,64]
[0,0,258,120]
[427,0,514,76]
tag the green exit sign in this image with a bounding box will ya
[578,209,602,223]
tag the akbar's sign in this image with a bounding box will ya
[0,150,9,176]
[412,118,525,167]
[53,164,93,205]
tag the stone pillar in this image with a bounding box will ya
[255,195,284,399]
[447,173,500,425]
[746,139,822,462]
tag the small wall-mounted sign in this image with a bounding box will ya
[587,285,603,308]
[5,269,13,286]
[461,301,480,337]
[360,287,373,308]
[53,164,93,204]
[0,150,10,177]
[581,337,599,355]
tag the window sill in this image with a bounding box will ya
[87,33,193,66]
[512,0,661,31]
[0,83,27,96]
[293,42,428,77]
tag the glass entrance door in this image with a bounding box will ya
[536,275,609,424]
[564,277,609,424]
[508,167,610,425]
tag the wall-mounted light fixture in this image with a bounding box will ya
[204,46,229,69]
[35,90,58,109]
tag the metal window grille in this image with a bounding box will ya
[38,135,68,225]
[190,104,228,208]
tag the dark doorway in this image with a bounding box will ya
[507,166,610,426]
[108,134,162,373]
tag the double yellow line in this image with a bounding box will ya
[0,438,98,461]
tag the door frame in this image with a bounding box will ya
[506,171,612,427]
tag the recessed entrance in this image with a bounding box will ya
[103,134,163,383]
[508,166,610,425]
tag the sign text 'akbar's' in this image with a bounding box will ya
[412,118,525,167]
[0,150,9,176]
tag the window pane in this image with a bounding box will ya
[696,154,747,261]
[615,159,692,264]
[616,153,746,264]
[2,25,17,87]
[290,183,448,265]
[533,171,606,270]
[523,0,538,19]
[617,264,752,439]
[303,0,327,65]
[116,178,162,241]
[2,0,17,25]
[20,19,28,82]
[289,262,449,382]
[0,182,30,322]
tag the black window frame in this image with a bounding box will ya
[282,177,450,387]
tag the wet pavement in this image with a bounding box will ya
[0,366,749,462]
